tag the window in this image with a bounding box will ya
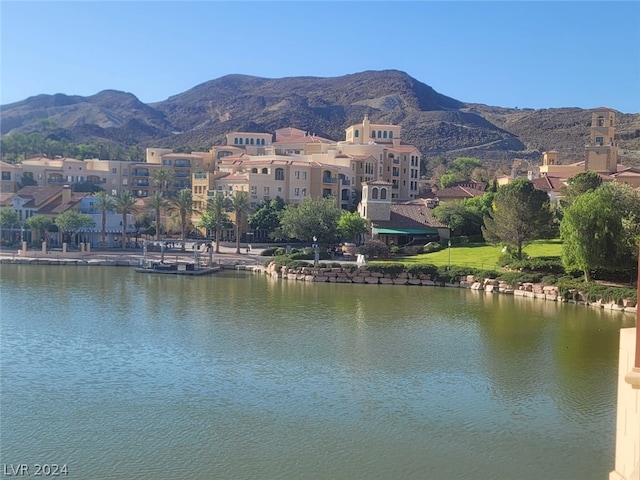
[354,130,359,138]
[245,138,249,145]
[389,131,393,139]
[234,137,239,144]
[239,138,243,145]
[371,130,376,138]
[263,186,270,195]
[251,168,258,174]
[301,171,307,180]
[111,168,117,174]
[595,136,604,146]
[372,188,379,199]
[380,188,387,199]
[377,131,382,138]
[301,188,307,197]
[261,168,268,174]
[275,168,284,181]
[251,186,257,195]
[1,171,10,180]
[294,188,300,197]
[250,139,254,145]
[383,131,387,139]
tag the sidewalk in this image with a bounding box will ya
[0,242,266,267]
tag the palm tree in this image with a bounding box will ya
[152,168,175,197]
[209,192,230,254]
[94,191,115,247]
[147,192,167,241]
[168,189,197,252]
[230,191,250,254]
[113,191,138,249]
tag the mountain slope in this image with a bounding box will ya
[2,70,639,165]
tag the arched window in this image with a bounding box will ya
[234,137,239,144]
[261,168,268,174]
[380,188,387,199]
[239,138,243,145]
[245,138,250,145]
[383,131,387,138]
[371,130,376,138]
[250,138,254,145]
[377,131,382,138]
[389,131,393,139]
[354,130,359,138]
[275,168,284,181]
[261,139,265,145]
[251,168,258,174]
[372,188,379,199]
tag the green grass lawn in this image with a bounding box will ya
[378,239,563,269]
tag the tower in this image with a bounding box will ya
[585,107,618,174]
[358,180,391,222]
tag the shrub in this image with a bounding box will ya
[407,264,438,278]
[509,257,564,275]
[476,269,500,280]
[435,265,472,283]
[359,240,390,258]
[389,245,402,255]
[260,247,286,257]
[366,263,406,277]
[555,278,637,304]
[497,272,543,286]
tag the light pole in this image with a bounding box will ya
[448,239,451,270]
[313,236,319,266]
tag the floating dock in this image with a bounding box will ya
[135,262,220,276]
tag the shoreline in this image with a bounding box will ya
[2,251,636,317]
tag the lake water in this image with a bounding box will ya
[0,265,634,479]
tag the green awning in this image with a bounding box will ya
[374,227,439,235]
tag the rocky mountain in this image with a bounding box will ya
[2,70,639,166]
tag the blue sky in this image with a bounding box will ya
[1,1,639,112]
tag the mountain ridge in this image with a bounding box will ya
[2,70,639,166]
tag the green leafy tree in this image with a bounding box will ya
[147,192,167,240]
[168,189,197,251]
[230,191,250,254]
[248,196,286,237]
[337,210,368,243]
[482,179,553,260]
[559,171,603,209]
[25,215,53,243]
[18,172,38,188]
[439,157,485,188]
[94,192,115,247]
[113,191,138,249]
[560,182,640,282]
[433,201,483,236]
[0,207,19,229]
[279,196,342,245]
[54,210,95,245]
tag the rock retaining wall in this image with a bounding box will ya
[256,263,637,314]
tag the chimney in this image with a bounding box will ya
[62,184,72,204]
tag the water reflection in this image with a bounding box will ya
[0,266,631,480]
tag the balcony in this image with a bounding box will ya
[322,176,337,184]
[131,169,149,177]
[132,180,149,187]
[194,172,207,179]
[174,160,192,168]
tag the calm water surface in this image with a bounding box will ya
[0,265,634,479]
